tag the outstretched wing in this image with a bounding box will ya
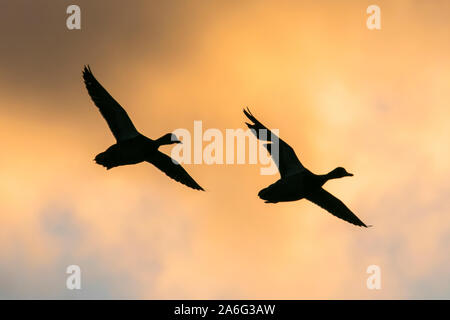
[305,188,368,227]
[243,108,306,178]
[83,66,140,142]
[147,151,204,191]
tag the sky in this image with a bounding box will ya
[0,0,449,299]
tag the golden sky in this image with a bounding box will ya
[0,0,449,298]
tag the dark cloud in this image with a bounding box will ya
[0,0,216,117]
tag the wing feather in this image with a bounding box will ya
[305,188,368,227]
[147,152,204,191]
[243,108,305,178]
[83,66,139,141]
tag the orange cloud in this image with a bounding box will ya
[0,0,449,299]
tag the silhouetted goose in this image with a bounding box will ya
[83,66,204,191]
[243,108,368,227]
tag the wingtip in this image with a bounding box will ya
[189,184,205,191]
[193,183,205,191]
[243,107,256,124]
[82,65,92,77]
[359,223,372,228]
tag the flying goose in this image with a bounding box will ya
[243,108,368,227]
[83,66,204,191]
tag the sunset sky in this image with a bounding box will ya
[0,0,449,299]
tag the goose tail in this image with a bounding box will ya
[94,151,114,170]
[258,186,278,203]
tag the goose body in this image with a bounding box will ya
[83,66,204,191]
[258,170,322,203]
[94,135,156,169]
[244,108,368,227]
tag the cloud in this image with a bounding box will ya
[0,0,449,299]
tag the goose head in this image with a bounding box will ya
[156,133,182,146]
[328,167,353,179]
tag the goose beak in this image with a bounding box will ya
[346,172,354,177]
[174,139,182,144]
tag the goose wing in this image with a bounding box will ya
[243,108,306,178]
[305,188,368,227]
[146,151,204,191]
[83,66,140,142]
